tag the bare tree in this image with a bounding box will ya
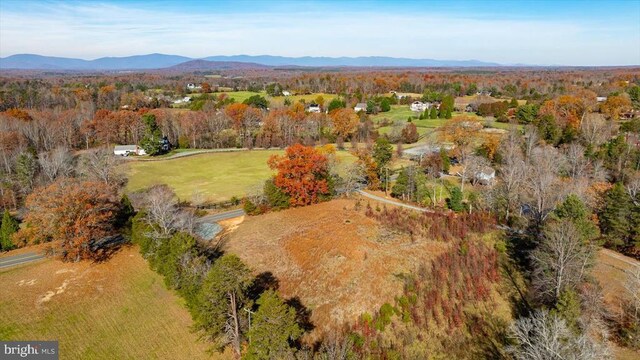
[316,333,354,360]
[564,143,589,180]
[523,125,540,161]
[524,146,566,226]
[508,310,611,360]
[531,221,595,303]
[144,185,180,238]
[336,162,366,196]
[580,113,614,149]
[38,147,74,182]
[79,147,123,185]
[625,171,640,206]
[498,129,526,221]
[624,265,640,322]
[466,154,491,186]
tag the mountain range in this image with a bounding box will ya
[0,53,502,70]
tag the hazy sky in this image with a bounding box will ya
[1,0,639,65]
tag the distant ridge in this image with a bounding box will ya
[0,53,502,70]
[166,59,270,71]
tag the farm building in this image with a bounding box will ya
[474,167,496,185]
[354,103,367,112]
[114,145,146,156]
[307,104,321,113]
[597,96,607,102]
[410,101,430,112]
[282,90,291,96]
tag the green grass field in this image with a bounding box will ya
[126,150,356,202]
[0,247,222,359]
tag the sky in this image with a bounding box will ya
[0,0,639,66]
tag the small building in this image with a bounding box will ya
[173,96,191,104]
[186,83,201,90]
[410,101,430,112]
[597,96,607,102]
[282,91,291,96]
[474,167,496,185]
[307,103,321,113]
[114,145,146,156]
[354,103,367,112]
[391,91,410,99]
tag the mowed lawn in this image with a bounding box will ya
[126,150,356,202]
[0,246,224,359]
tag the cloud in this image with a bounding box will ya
[0,1,638,65]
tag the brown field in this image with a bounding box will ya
[222,198,452,342]
[593,249,640,360]
[0,246,226,360]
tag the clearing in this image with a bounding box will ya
[223,198,455,342]
[126,150,355,203]
[0,245,224,359]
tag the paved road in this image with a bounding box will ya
[356,190,433,213]
[128,148,274,162]
[0,252,45,270]
[200,208,246,223]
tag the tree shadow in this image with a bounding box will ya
[286,296,315,332]
[285,296,315,349]
[90,234,128,262]
[248,271,280,302]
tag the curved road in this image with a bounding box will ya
[0,209,246,270]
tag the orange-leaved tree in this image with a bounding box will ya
[267,144,332,206]
[14,179,121,261]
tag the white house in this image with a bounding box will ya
[114,145,146,156]
[474,167,496,185]
[307,104,321,113]
[282,91,291,96]
[354,103,367,112]
[410,101,430,112]
[597,96,607,102]
[186,83,201,90]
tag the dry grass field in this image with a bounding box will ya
[222,198,454,342]
[592,249,640,360]
[0,246,226,360]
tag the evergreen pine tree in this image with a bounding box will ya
[140,114,164,155]
[447,187,464,212]
[430,106,438,119]
[600,183,632,248]
[245,290,302,360]
[0,210,19,251]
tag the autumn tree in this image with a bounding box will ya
[601,94,632,120]
[329,108,359,140]
[15,179,121,261]
[401,122,419,143]
[268,144,332,206]
[438,116,481,164]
